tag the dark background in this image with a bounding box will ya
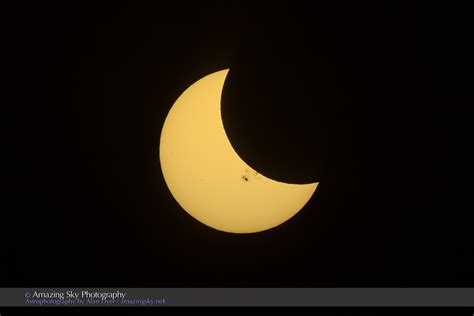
[5,1,473,287]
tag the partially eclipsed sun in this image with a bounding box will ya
[159,69,318,233]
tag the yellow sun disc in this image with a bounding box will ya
[159,69,318,233]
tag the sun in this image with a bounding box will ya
[159,69,318,233]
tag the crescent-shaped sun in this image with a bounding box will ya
[159,69,318,233]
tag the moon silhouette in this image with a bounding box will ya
[159,69,318,233]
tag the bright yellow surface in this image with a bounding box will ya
[159,69,318,233]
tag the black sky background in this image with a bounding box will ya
[5,1,473,287]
